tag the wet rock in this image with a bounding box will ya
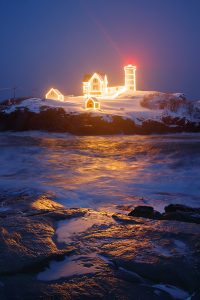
[75,212,200,291]
[0,196,200,299]
[116,266,145,284]
[128,204,200,224]
[0,196,86,274]
[112,213,142,224]
[2,271,176,300]
[162,211,200,224]
[165,204,200,213]
[128,205,162,219]
[115,204,133,212]
[163,204,200,224]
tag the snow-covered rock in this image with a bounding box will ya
[0,91,200,134]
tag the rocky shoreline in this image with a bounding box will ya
[0,195,200,299]
[128,204,200,224]
[0,109,200,135]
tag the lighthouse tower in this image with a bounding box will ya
[124,64,136,92]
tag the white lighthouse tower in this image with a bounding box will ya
[124,64,136,92]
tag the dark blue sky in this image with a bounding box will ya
[0,0,200,100]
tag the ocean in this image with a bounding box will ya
[0,131,199,212]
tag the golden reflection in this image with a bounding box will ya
[37,136,154,191]
[31,196,63,211]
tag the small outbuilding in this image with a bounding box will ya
[85,97,100,110]
[45,88,64,101]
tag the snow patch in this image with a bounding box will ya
[2,91,199,125]
[153,284,189,299]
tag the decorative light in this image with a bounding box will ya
[45,88,64,101]
[82,65,137,99]
[124,65,137,92]
[45,64,137,104]
[85,97,100,110]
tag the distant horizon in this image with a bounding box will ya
[1,0,200,101]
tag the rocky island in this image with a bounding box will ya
[0,92,200,135]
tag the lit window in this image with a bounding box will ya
[92,78,100,90]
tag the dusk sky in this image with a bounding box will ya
[0,0,200,100]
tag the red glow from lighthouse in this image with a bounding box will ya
[123,57,138,67]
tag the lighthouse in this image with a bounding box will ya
[124,64,136,92]
[81,64,137,98]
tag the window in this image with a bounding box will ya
[95,102,100,109]
[92,78,100,91]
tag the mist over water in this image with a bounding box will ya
[0,132,199,212]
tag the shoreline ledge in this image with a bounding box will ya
[0,109,200,135]
[0,195,199,299]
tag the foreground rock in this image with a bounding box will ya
[0,196,87,274]
[129,204,200,224]
[0,196,200,299]
[128,205,162,219]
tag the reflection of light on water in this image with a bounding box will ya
[56,211,115,244]
[0,132,200,212]
[38,210,115,282]
[37,253,100,281]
